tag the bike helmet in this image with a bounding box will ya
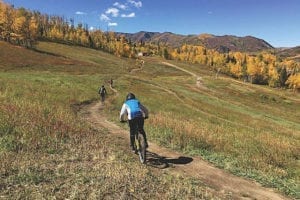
[126,92,136,100]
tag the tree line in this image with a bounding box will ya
[0,0,299,90]
[0,0,163,56]
[168,45,299,89]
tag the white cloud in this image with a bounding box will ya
[121,12,135,18]
[108,22,118,27]
[76,11,87,15]
[113,2,127,10]
[100,0,141,28]
[100,14,111,22]
[90,26,95,31]
[128,0,142,8]
[105,7,119,17]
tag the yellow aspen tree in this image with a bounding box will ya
[283,60,299,75]
[262,53,276,65]
[258,59,268,84]
[28,16,38,44]
[213,52,227,68]
[178,52,185,61]
[247,57,261,83]
[49,26,63,40]
[0,1,5,33]
[170,49,179,60]
[286,73,300,91]
[233,52,244,65]
[195,54,207,65]
[229,62,243,78]
[123,43,131,58]
[268,62,279,87]
[12,15,26,39]
[0,2,13,41]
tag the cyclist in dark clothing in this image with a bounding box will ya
[110,78,113,88]
[99,85,107,103]
[120,93,149,151]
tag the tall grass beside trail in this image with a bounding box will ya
[106,74,300,198]
[0,72,99,152]
[0,72,222,198]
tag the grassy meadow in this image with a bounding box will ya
[0,41,299,199]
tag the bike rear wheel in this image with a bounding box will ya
[136,132,146,164]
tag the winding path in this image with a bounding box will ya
[79,84,289,200]
[162,61,206,88]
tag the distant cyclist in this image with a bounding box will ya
[120,93,149,151]
[98,85,107,103]
[110,78,113,88]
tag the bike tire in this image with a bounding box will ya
[137,132,146,164]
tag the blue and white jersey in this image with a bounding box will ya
[120,99,148,121]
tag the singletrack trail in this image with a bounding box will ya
[80,66,290,199]
[162,61,206,89]
[80,98,289,200]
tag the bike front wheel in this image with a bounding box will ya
[137,132,146,164]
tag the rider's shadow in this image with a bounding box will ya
[146,151,193,169]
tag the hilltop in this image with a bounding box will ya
[117,31,274,53]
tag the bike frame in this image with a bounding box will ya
[122,120,147,164]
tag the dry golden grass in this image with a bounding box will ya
[0,110,222,199]
[0,41,299,198]
[0,42,226,199]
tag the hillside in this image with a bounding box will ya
[117,31,274,52]
[0,42,88,69]
[0,41,299,199]
[276,46,300,62]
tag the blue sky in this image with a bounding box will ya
[4,0,300,47]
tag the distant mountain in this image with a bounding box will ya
[197,34,274,53]
[117,31,274,53]
[276,46,300,62]
[276,46,300,57]
[117,31,188,47]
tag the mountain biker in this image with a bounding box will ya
[110,78,113,88]
[99,85,107,103]
[120,93,149,151]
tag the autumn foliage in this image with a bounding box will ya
[169,44,299,90]
[0,0,299,90]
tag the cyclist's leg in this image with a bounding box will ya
[128,119,138,150]
[137,117,148,147]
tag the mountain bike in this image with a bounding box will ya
[121,120,147,164]
[133,129,147,164]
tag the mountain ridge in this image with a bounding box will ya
[117,31,274,53]
[276,46,300,62]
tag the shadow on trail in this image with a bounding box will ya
[146,151,193,169]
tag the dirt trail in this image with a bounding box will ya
[81,98,289,200]
[162,61,300,103]
[80,65,290,199]
[162,61,206,89]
